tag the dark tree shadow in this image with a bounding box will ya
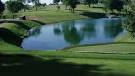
[0,53,130,76]
[0,28,22,46]
[80,12,106,18]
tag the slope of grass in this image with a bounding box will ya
[0,40,22,52]
[0,20,43,50]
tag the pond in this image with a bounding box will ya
[22,18,125,50]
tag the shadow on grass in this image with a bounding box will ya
[80,12,106,18]
[0,53,130,76]
[0,28,22,46]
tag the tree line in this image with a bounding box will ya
[0,0,126,14]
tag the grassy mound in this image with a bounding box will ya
[0,20,44,51]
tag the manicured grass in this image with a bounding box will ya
[17,5,105,24]
[18,10,88,24]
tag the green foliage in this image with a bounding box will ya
[68,0,78,13]
[53,0,61,4]
[83,0,99,7]
[0,0,5,18]
[123,0,135,37]
[102,0,124,12]
[17,0,28,4]
[61,0,79,12]
[6,1,25,13]
[28,0,40,11]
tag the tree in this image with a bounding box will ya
[103,0,124,13]
[0,0,5,18]
[17,0,29,11]
[68,0,78,13]
[6,1,24,18]
[123,0,135,37]
[61,0,69,9]
[53,0,61,10]
[53,0,60,4]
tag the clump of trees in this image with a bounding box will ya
[0,0,5,18]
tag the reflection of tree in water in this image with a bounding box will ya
[53,21,83,45]
[62,21,83,45]
[80,21,96,38]
[53,24,62,36]
[53,21,97,45]
[104,19,123,38]
[29,27,41,37]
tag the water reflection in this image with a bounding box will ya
[54,21,83,44]
[29,27,41,37]
[22,18,124,50]
[104,19,123,38]
[80,20,96,38]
